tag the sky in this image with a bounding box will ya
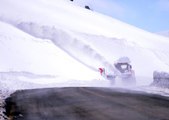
[74,0,169,33]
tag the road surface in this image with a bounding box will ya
[5,87,169,120]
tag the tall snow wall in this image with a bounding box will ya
[151,71,169,88]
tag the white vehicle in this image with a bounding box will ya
[99,57,136,85]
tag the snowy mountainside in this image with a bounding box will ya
[16,22,113,71]
[0,0,169,86]
[13,21,169,84]
[0,21,98,81]
[157,30,169,38]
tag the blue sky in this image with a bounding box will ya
[75,0,169,33]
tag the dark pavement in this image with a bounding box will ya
[5,87,169,120]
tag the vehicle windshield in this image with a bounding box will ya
[115,63,130,73]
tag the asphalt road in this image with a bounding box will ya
[5,87,169,120]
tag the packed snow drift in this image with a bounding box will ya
[152,71,169,88]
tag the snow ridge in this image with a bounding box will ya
[16,22,116,72]
[152,71,169,88]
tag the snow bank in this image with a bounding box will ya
[0,21,98,81]
[151,71,169,88]
[16,22,116,71]
[1,0,169,85]
[12,21,169,82]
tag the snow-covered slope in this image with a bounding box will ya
[0,0,169,86]
[157,30,169,38]
[0,21,98,81]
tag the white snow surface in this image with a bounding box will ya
[157,30,169,38]
[0,1,169,118]
[0,0,169,95]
